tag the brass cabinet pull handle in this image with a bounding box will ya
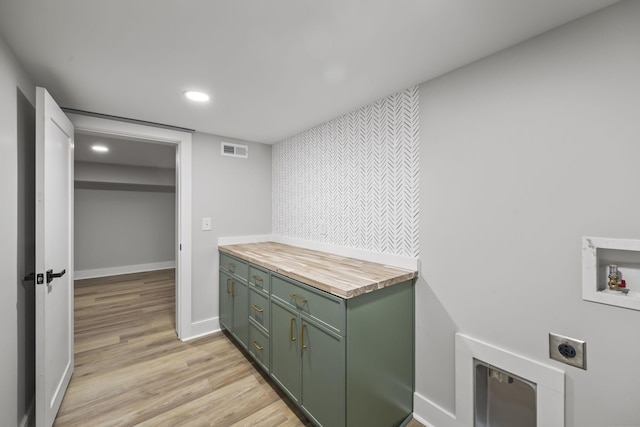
[290,294,307,304]
[231,280,235,298]
[300,324,307,350]
[251,275,263,283]
[252,340,264,351]
[251,304,263,313]
[226,278,231,294]
[289,317,296,342]
[228,263,235,272]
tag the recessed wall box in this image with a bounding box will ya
[474,359,537,427]
[582,236,640,311]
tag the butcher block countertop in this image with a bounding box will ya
[218,241,418,299]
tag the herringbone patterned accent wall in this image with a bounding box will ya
[272,85,419,258]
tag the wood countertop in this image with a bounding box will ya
[218,242,417,299]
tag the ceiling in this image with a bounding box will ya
[74,133,176,168]
[0,0,621,144]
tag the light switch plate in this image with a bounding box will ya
[549,333,586,370]
[202,217,212,231]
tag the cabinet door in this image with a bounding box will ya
[270,301,300,403]
[219,270,233,331]
[231,279,249,348]
[301,319,346,427]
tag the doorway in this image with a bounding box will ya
[67,113,192,340]
[74,133,177,279]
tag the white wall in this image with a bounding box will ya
[74,189,176,275]
[0,34,35,427]
[191,133,271,325]
[418,1,640,426]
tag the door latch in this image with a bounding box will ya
[24,272,45,284]
[46,269,66,284]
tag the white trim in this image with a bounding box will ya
[74,261,176,280]
[455,333,564,427]
[67,113,192,340]
[181,317,221,341]
[175,133,192,340]
[413,392,459,427]
[271,235,420,271]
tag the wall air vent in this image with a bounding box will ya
[221,142,248,158]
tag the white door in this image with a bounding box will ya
[35,87,75,427]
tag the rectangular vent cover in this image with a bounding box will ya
[221,142,248,158]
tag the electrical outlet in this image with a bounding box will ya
[549,333,586,370]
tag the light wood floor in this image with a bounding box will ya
[54,269,423,427]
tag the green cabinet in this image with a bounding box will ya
[219,254,249,349]
[247,264,270,372]
[219,270,233,332]
[248,322,269,371]
[271,273,345,333]
[231,278,248,347]
[345,280,414,426]
[270,300,301,402]
[271,293,346,427]
[300,318,345,427]
[219,250,414,427]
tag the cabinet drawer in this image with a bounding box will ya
[249,322,269,372]
[249,288,269,331]
[220,252,248,280]
[249,265,269,292]
[271,274,345,334]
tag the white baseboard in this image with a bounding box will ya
[413,392,459,427]
[19,398,34,427]
[75,261,176,280]
[180,317,221,342]
[410,413,433,427]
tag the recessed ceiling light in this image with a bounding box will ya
[184,90,210,102]
[92,145,109,153]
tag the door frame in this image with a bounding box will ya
[67,113,192,340]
